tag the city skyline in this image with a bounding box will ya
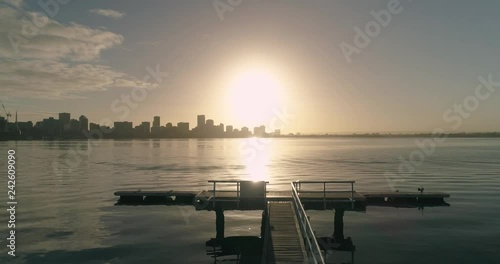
[2,106,500,135]
[1,110,499,141]
[1,1,500,134]
[0,111,285,140]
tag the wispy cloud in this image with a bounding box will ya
[90,9,126,19]
[136,41,161,47]
[1,0,23,8]
[0,5,153,99]
[0,59,153,99]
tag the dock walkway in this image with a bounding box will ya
[264,202,308,264]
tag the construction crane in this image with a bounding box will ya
[0,101,21,135]
[0,101,11,133]
[1,101,12,122]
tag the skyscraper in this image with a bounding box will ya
[42,117,58,136]
[59,112,70,124]
[206,119,214,127]
[70,119,80,133]
[89,123,100,131]
[59,112,70,133]
[217,123,224,135]
[141,122,151,133]
[197,115,205,128]
[153,116,160,128]
[113,122,133,138]
[79,115,88,131]
[241,127,250,137]
[254,125,266,137]
[177,122,189,132]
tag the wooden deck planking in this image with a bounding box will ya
[265,202,308,264]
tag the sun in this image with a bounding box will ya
[226,66,284,127]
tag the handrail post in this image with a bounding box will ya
[264,182,267,204]
[351,182,354,209]
[237,181,240,208]
[323,182,326,210]
[213,181,216,207]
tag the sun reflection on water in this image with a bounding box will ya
[241,138,273,182]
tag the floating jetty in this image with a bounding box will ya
[114,180,450,210]
[114,180,450,264]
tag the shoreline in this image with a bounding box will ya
[1,133,500,142]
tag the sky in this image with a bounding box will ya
[0,0,499,134]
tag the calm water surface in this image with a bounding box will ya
[0,138,499,263]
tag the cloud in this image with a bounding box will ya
[0,59,153,99]
[0,5,154,99]
[1,0,23,8]
[90,9,126,19]
[136,41,161,47]
[0,8,124,61]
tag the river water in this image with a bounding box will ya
[0,138,499,263]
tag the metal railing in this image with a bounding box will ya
[208,180,241,207]
[294,180,356,209]
[207,180,268,208]
[291,183,326,264]
[261,202,271,264]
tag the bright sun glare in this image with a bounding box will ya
[227,67,284,127]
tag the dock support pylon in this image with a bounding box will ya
[333,208,345,241]
[215,206,225,241]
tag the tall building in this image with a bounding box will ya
[59,112,70,124]
[226,125,233,134]
[197,115,205,128]
[70,119,80,133]
[254,125,266,137]
[206,119,214,127]
[89,123,100,131]
[17,121,33,135]
[241,126,250,137]
[113,122,133,138]
[217,123,224,134]
[141,122,151,133]
[135,122,151,138]
[153,116,160,128]
[79,115,88,131]
[59,112,70,133]
[177,122,189,132]
[42,117,58,136]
